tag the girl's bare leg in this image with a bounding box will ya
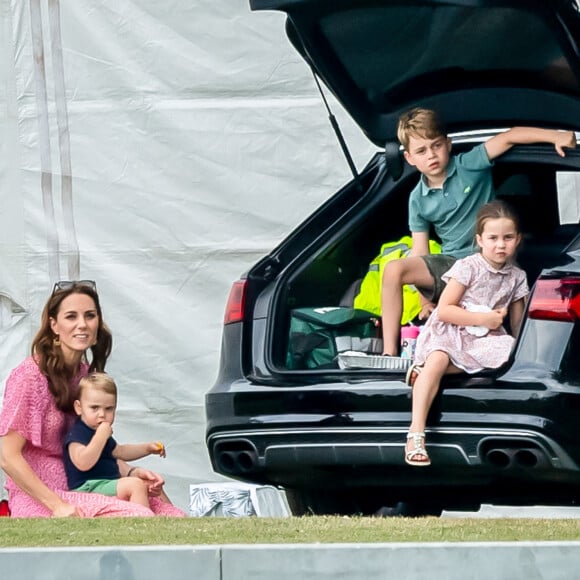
[406,351,460,463]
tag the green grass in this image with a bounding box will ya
[1,517,580,548]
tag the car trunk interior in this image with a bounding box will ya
[273,146,580,370]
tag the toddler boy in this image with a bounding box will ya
[64,372,166,507]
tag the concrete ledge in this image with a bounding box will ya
[2,541,580,579]
[0,546,220,580]
[223,542,580,580]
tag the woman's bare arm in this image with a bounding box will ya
[0,431,80,517]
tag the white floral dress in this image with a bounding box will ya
[414,253,529,373]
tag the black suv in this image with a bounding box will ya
[205,0,580,515]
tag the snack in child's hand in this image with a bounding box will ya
[155,441,166,458]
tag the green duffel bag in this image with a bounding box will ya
[286,306,382,370]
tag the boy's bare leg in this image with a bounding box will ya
[117,476,150,507]
[380,256,434,355]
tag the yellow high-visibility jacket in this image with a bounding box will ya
[353,236,442,324]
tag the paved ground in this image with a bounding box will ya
[443,504,580,518]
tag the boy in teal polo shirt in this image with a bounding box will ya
[381,107,576,357]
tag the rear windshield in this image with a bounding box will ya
[321,5,579,108]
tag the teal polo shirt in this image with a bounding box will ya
[408,143,494,259]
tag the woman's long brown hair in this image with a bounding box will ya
[31,284,112,412]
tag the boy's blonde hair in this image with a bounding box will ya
[397,107,447,151]
[77,372,117,401]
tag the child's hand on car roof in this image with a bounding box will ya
[555,130,577,157]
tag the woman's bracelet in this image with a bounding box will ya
[127,467,138,477]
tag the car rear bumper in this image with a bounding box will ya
[208,423,577,476]
[206,378,580,504]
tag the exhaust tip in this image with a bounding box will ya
[214,443,260,475]
[237,450,258,472]
[485,449,511,468]
[514,449,539,468]
[216,451,238,473]
[481,442,550,470]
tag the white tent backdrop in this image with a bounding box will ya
[0,0,376,511]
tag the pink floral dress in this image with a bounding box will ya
[0,357,186,518]
[414,253,529,373]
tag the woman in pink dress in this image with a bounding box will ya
[0,281,185,517]
[404,201,529,467]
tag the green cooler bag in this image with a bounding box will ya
[286,307,382,370]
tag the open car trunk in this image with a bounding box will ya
[250,0,580,145]
[259,142,580,375]
[241,1,580,380]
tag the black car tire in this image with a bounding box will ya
[284,488,447,517]
[286,486,474,517]
[285,488,353,516]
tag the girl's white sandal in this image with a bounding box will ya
[405,363,424,387]
[405,432,431,466]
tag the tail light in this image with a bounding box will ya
[224,280,247,325]
[528,277,580,322]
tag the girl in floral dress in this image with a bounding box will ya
[404,201,529,466]
[0,281,185,517]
